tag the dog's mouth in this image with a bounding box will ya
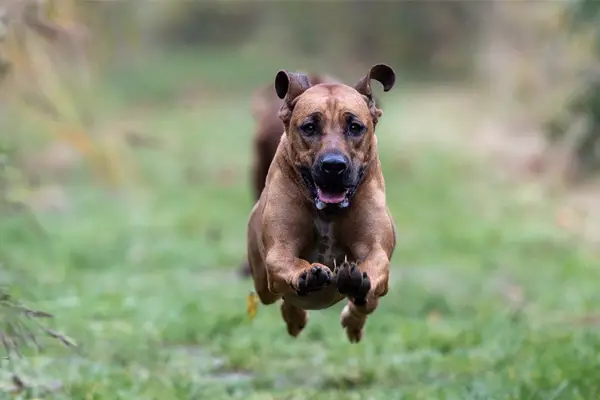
[316,186,349,207]
[299,167,364,211]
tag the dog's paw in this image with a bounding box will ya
[296,264,333,296]
[336,259,371,306]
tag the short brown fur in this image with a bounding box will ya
[239,73,339,277]
[246,65,397,343]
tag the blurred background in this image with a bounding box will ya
[1,0,600,398]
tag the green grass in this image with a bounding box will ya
[2,53,600,399]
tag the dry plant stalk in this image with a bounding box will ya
[1,0,137,190]
[0,291,76,357]
[0,290,74,395]
[0,154,75,358]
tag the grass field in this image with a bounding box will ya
[2,52,600,399]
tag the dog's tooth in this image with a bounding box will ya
[340,198,350,208]
[316,200,326,210]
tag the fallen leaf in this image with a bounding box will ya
[247,292,258,321]
[427,310,442,323]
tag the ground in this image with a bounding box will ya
[2,52,600,399]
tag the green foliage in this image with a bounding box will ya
[568,0,600,27]
[1,52,599,398]
[3,2,600,396]
[0,148,75,394]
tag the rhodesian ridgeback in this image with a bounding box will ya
[246,64,397,343]
[239,73,340,277]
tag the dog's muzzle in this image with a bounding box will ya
[300,151,365,211]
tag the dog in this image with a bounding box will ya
[246,64,397,343]
[238,73,340,277]
[239,72,384,277]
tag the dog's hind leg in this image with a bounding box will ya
[249,249,281,305]
[281,300,308,337]
[251,260,281,305]
[255,287,280,305]
[339,298,378,343]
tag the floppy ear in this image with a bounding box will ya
[354,64,396,99]
[275,70,312,103]
[274,70,312,124]
[354,64,396,125]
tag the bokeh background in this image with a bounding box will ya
[1,1,600,398]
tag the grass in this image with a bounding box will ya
[2,51,600,399]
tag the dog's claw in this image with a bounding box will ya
[336,259,371,305]
[296,264,333,296]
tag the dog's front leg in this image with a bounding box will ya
[265,247,333,337]
[265,247,333,296]
[336,245,390,343]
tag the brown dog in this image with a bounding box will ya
[238,73,339,277]
[246,64,397,343]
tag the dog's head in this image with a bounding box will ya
[274,64,396,211]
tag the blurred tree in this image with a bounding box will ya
[273,1,482,80]
[545,0,600,180]
[76,1,144,68]
[151,2,265,48]
[145,1,482,80]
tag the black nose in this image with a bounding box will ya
[320,153,348,176]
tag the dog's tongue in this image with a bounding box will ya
[317,187,346,204]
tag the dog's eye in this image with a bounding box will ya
[300,123,317,136]
[348,122,365,136]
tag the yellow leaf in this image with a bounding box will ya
[427,310,442,323]
[247,292,258,320]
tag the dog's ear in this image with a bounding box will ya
[354,64,395,125]
[275,70,311,103]
[275,70,312,125]
[354,64,396,98]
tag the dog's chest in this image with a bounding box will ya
[304,218,347,269]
